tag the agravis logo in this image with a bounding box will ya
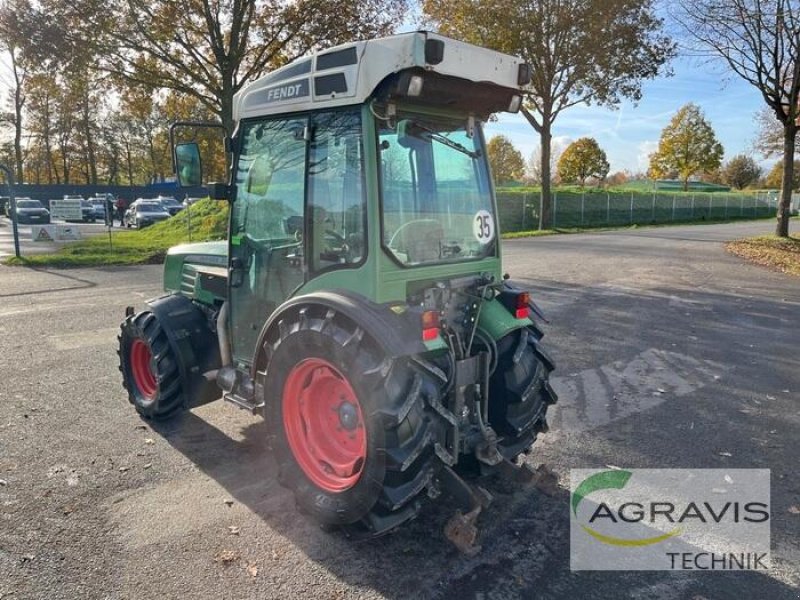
[569,469,771,571]
[572,470,683,546]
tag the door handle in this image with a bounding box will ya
[229,256,245,288]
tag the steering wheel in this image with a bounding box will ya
[391,218,444,247]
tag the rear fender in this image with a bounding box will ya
[252,289,429,377]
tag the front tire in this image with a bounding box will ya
[260,306,444,531]
[118,310,186,420]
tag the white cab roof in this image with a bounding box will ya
[233,31,526,121]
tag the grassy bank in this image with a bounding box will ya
[4,199,228,268]
[725,235,800,276]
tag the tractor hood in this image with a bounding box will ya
[163,241,228,304]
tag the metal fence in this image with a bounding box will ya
[496,190,791,233]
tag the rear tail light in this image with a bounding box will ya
[515,292,530,320]
[421,310,440,341]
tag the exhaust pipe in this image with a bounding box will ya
[217,301,231,367]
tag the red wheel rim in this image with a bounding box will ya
[282,358,367,492]
[130,339,157,400]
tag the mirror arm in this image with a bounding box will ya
[209,182,232,202]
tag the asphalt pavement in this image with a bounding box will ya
[0,219,798,599]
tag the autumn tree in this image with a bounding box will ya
[557,137,609,186]
[703,166,724,185]
[606,171,629,187]
[25,71,59,182]
[53,0,409,137]
[423,0,675,228]
[722,155,761,190]
[97,118,122,184]
[117,87,170,183]
[674,0,799,236]
[764,160,800,190]
[106,112,144,185]
[72,72,107,184]
[487,135,525,184]
[527,139,566,185]
[753,106,788,158]
[648,103,724,191]
[0,0,37,182]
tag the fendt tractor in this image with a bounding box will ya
[118,31,557,553]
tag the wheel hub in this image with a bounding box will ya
[282,358,367,492]
[338,401,359,431]
[129,339,157,401]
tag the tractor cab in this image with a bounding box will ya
[173,31,529,366]
[121,32,555,553]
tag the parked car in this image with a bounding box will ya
[10,198,51,224]
[60,195,96,223]
[125,200,171,229]
[156,196,184,216]
[92,193,116,221]
[91,200,107,221]
[182,196,205,207]
[80,200,97,223]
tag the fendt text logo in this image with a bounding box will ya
[570,469,771,571]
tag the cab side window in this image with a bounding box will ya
[307,110,366,272]
[233,118,307,241]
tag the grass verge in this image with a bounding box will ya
[500,215,776,240]
[501,229,560,239]
[725,235,800,276]
[3,198,228,268]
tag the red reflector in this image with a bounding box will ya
[515,292,531,319]
[422,327,439,341]
[422,310,439,328]
[421,310,440,341]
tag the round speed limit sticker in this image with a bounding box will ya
[473,210,495,245]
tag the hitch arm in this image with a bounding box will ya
[438,466,492,555]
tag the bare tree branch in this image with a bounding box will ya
[675,0,799,236]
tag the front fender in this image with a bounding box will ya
[146,293,221,406]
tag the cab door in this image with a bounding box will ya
[228,108,367,365]
[228,117,308,364]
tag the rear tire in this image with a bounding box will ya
[118,310,186,420]
[260,306,444,531]
[488,327,557,460]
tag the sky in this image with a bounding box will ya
[484,55,772,176]
[0,14,775,178]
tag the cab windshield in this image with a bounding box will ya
[379,112,496,266]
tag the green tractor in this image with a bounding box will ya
[118,31,556,553]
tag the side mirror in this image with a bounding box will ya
[175,142,203,187]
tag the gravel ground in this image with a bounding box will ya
[0,219,798,599]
